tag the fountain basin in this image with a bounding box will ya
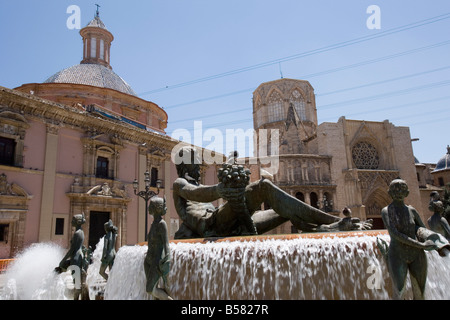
[108,230,397,300]
[3,230,450,300]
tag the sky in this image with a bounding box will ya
[0,0,449,164]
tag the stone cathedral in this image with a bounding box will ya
[251,78,422,232]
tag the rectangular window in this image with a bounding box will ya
[91,37,97,58]
[0,137,15,166]
[439,177,445,187]
[100,39,104,60]
[151,167,159,187]
[96,156,109,179]
[55,218,64,235]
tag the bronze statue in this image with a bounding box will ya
[143,196,173,300]
[55,213,89,300]
[427,192,450,241]
[380,179,450,300]
[99,219,117,281]
[173,147,372,239]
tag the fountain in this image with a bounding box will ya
[2,230,450,300]
[2,151,450,301]
[103,231,450,300]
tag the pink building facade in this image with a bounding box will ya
[0,15,217,258]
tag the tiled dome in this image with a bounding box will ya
[44,14,137,96]
[433,146,450,172]
[44,64,137,96]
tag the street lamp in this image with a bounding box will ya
[133,170,162,241]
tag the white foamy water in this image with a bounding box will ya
[0,238,109,300]
[3,234,450,300]
[0,242,68,300]
[103,244,150,300]
[168,235,392,300]
[85,237,109,300]
[103,234,450,300]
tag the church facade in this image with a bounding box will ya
[251,78,424,233]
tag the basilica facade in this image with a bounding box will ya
[0,15,217,258]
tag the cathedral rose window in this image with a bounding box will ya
[352,141,380,169]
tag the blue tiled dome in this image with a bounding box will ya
[433,146,450,172]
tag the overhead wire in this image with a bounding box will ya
[138,12,450,97]
[155,12,450,134]
[163,40,450,110]
[167,66,450,125]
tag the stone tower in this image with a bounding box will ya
[253,78,318,156]
[252,78,336,224]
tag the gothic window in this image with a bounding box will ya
[256,108,264,127]
[291,90,306,120]
[267,91,284,123]
[255,99,264,127]
[352,141,380,169]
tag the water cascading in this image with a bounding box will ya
[0,239,107,300]
[3,231,450,300]
[103,231,450,300]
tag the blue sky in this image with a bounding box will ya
[1,1,449,164]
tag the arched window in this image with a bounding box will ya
[310,192,319,209]
[352,141,380,169]
[267,91,284,123]
[295,192,305,202]
[291,89,306,120]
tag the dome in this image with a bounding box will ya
[44,64,137,96]
[43,14,137,96]
[433,146,450,172]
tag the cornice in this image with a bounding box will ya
[0,86,178,149]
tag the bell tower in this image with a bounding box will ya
[253,78,318,155]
